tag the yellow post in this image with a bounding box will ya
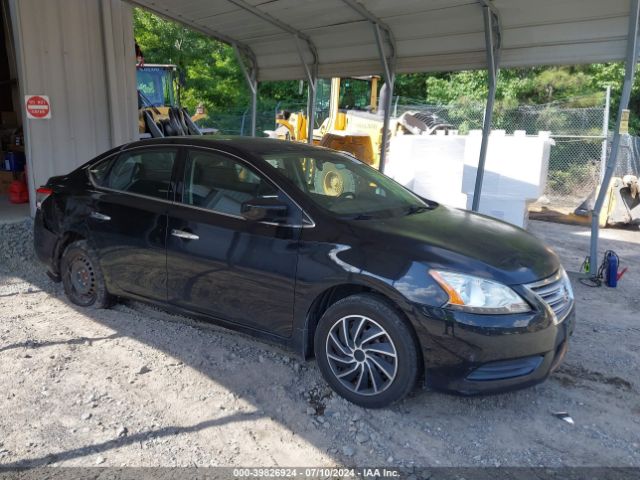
[370,76,379,111]
[329,77,341,130]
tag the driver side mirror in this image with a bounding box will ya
[241,197,289,223]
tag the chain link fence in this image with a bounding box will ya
[197,108,276,136]
[613,133,640,177]
[199,101,309,136]
[394,95,609,211]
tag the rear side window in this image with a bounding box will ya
[90,149,177,200]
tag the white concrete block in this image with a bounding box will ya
[466,193,530,228]
[386,134,466,199]
[462,131,554,200]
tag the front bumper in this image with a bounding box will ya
[414,299,575,395]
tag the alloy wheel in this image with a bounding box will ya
[325,315,398,396]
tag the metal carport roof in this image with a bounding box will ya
[129,0,633,81]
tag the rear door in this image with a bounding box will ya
[166,147,303,337]
[86,146,179,301]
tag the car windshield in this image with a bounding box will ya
[260,148,427,219]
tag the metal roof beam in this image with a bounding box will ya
[225,0,318,73]
[478,0,502,58]
[341,0,396,68]
[477,0,502,66]
[126,0,256,62]
[341,0,397,171]
[129,0,259,134]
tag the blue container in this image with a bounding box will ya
[605,251,619,288]
[4,152,25,172]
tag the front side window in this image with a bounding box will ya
[182,149,280,217]
[262,149,426,219]
[90,148,177,200]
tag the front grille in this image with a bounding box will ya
[526,270,574,323]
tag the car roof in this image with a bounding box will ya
[121,136,332,158]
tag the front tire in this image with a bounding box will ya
[314,293,420,408]
[60,240,113,309]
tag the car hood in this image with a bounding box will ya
[345,205,560,286]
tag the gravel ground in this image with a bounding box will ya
[0,219,639,468]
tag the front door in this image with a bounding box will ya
[166,148,302,337]
[86,146,178,301]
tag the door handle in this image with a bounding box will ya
[171,229,199,241]
[89,211,111,221]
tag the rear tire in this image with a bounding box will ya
[60,240,113,309]
[314,293,420,408]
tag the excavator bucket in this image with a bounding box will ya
[575,176,640,226]
[607,176,640,225]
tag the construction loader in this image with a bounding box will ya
[267,76,453,169]
[136,64,211,138]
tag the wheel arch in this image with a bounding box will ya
[299,280,422,363]
[52,229,88,275]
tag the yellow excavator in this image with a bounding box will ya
[136,64,211,138]
[267,76,453,169]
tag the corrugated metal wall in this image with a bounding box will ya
[8,0,138,214]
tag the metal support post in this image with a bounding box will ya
[341,0,396,171]
[295,35,318,144]
[471,3,501,212]
[600,85,612,182]
[227,0,318,139]
[374,23,395,172]
[233,44,258,137]
[590,0,640,274]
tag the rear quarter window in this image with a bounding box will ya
[89,148,178,200]
[89,156,116,185]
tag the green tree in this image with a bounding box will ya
[397,64,640,132]
[134,8,247,114]
[135,7,309,126]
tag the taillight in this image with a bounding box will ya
[36,187,53,209]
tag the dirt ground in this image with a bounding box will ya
[0,219,639,468]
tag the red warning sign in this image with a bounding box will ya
[25,95,51,119]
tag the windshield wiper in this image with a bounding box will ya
[345,213,374,220]
[404,205,429,215]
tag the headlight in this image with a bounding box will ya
[429,270,531,314]
[561,268,574,300]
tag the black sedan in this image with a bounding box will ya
[34,137,575,408]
